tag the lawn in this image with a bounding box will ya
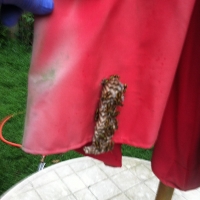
[0,41,153,196]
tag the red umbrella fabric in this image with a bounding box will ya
[22,0,199,190]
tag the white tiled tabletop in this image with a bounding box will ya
[1,156,199,200]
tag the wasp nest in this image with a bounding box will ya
[83,75,127,155]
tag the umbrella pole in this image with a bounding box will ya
[38,155,46,171]
[155,181,174,200]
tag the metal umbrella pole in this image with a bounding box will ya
[38,155,46,171]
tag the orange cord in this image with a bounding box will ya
[0,114,22,148]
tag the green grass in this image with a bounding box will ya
[0,41,153,196]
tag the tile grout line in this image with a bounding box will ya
[53,169,74,198]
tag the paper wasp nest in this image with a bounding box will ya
[83,75,127,155]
